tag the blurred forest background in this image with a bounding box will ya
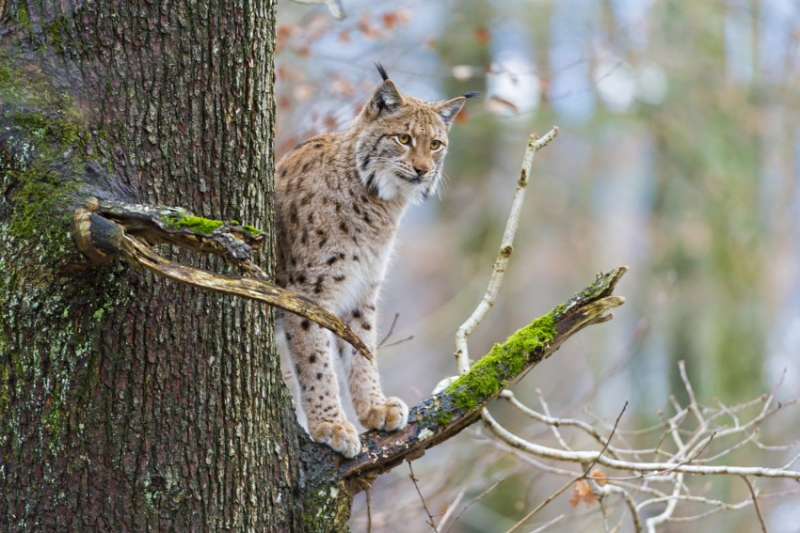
[275,0,800,531]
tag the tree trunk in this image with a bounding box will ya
[0,1,351,530]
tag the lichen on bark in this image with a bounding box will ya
[0,42,133,528]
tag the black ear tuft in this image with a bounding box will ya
[436,97,466,126]
[368,79,404,118]
[375,63,389,81]
[463,91,481,99]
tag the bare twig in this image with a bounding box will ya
[408,461,438,532]
[444,477,506,533]
[436,485,467,533]
[741,476,768,533]
[378,312,401,347]
[679,360,705,426]
[597,483,642,533]
[454,127,559,374]
[504,402,630,533]
[503,473,574,533]
[480,409,800,479]
[529,514,566,533]
[365,488,372,533]
[537,389,573,451]
[380,335,414,349]
[586,402,628,473]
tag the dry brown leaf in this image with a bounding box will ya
[569,479,597,508]
[590,469,607,486]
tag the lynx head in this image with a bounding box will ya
[350,65,477,203]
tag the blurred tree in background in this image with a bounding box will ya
[277,0,800,531]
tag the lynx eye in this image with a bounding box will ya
[396,134,411,145]
[430,139,442,150]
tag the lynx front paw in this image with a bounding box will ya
[311,421,361,458]
[360,397,409,432]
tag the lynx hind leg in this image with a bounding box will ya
[345,305,409,432]
[284,315,361,458]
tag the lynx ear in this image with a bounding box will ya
[367,79,404,119]
[435,97,466,126]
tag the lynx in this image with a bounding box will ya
[275,65,472,458]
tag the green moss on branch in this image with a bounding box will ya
[1,51,90,242]
[161,213,267,238]
[163,214,225,235]
[445,313,556,411]
[241,224,265,237]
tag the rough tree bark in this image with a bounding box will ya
[0,2,624,532]
[0,1,353,530]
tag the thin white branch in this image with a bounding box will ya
[644,472,682,533]
[454,127,559,374]
[753,432,799,452]
[501,390,665,461]
[536,389,573,451]
[679,360,705,427]
[638,492,748,511]
[782,450,800,470]
[480,408,800,480]
[596,483,642,533]
[528,514,566,533]
[443,477,506,533]
[644,412,686,531]
[713,397,740,428]
[694,432,756,463]
[435,485,466,533]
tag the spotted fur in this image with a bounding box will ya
[275,70,466,458]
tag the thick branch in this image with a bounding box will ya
[95,199,267,261]
[73,199,373,361]
[340,267,627,485]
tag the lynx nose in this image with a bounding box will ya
[413,164,431,176]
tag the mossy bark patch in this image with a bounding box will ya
[446,313,556,411]
[161,214,267,237]
[0,50,90,243]
[163,214,225,235]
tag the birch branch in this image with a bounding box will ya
[480,408,800,479]
[454,127,559,375]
